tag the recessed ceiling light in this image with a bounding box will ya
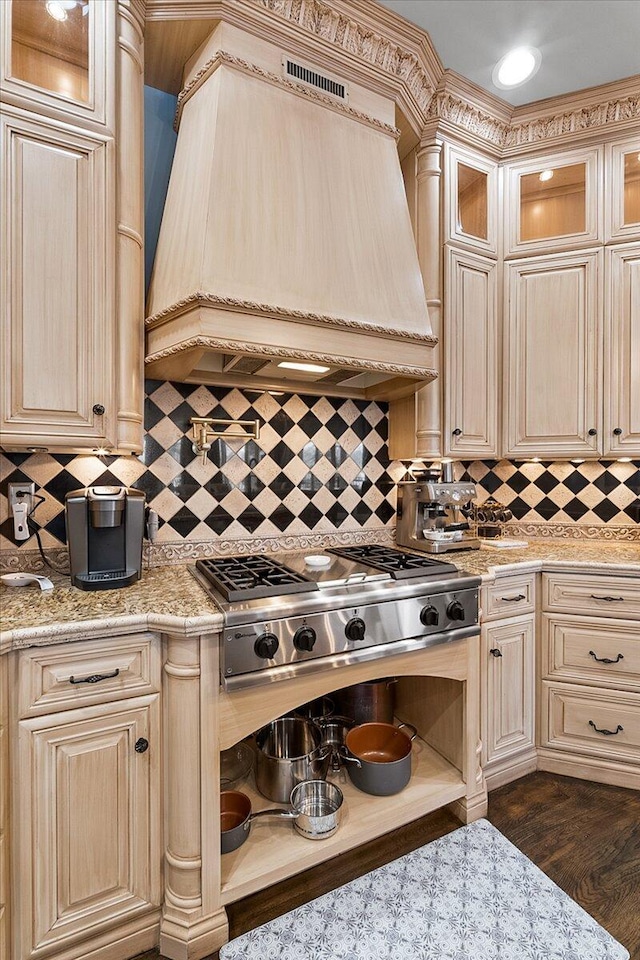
[539,170,554,182]
[493,46,542,89]
[278,361,330,373]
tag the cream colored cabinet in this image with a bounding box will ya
[605,136,640,242]
[0,0,143,455]
[444,247,499,458]
[444,143,499,256]
[503,146,602,257]
[604,242,640,455]
[480,576,536,789]
[539,572,640,790]
[503,248,603,458]
[10,635,162,960]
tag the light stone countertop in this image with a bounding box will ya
[1,540,639,654]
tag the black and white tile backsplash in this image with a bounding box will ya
[0,380,638,556]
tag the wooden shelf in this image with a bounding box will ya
[219,736,465,903]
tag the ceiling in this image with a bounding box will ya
[377,0,640,107]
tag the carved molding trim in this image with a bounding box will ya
[427,92,508,148]
[145,336,437,379]
[145,292,438,345]
[175,49,400,137]
[506,522,640,542]
[255,0,435,112]
[144,527,396,565]
[506,93,640,148]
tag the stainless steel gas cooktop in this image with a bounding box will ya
[191,545,480,690]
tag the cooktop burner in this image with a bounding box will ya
[326,545,457,579]
[195,556,317,602]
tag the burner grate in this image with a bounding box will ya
[327,545,457,580]
[196,556,318,602]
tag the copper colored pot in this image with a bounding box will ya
[342,721,417,796]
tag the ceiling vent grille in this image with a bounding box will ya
[284,59,347,100]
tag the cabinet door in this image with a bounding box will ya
[444,248,499,457]
[604,243,640,456]
[482,616,535,765]
[14,696,160,959]
[503,146,602,256]
[605,137,640,242]
[504,249,602,458]
[444,143,498,255]
[0,107,115,451]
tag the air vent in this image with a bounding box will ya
[320,369,353,384]
[284,58,347,101]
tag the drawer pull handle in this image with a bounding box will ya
[69,668,120,685]
[589,650,624,665]
[590,595,624,602]
[588,720,623,736]
[489,648,502,658]
[501,594,526,602]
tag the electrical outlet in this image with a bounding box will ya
[9,481,36,514]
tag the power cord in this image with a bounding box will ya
[21,491,71,575]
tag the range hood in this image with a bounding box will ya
[145,23,437,401]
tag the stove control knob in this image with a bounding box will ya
[293,626,317,652]
[254,633,279,659]
[420,605,439,627]
[345,617,366,642]
[447,600,465,622]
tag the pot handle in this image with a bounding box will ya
[249,808,299,823]
[337,746,362,768]
[311,744,332,761]
[397,721,418,742]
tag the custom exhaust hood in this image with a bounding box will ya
[145,22,437,401]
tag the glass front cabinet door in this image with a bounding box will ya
[606,137,640,241]
[504,147,602,256]
[445,144,499,255]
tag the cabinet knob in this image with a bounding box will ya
[587,428,597,436]
[489,648,502,658]
[452,428,462,436]
[135,737,149,754]
[613,427,622,436]
[93,403,106,416]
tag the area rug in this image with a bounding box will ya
[219,818,629,959]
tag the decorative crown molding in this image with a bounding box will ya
[145,335,438,380]
[506,92,640,148]
[144,292,438,345]
[255,0,435,113]
[176,49,400,137]
[426,91,509,149]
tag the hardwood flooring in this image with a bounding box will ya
[136,772,640,960]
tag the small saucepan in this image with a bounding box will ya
[341,721,418,796]
[220,790,295,854]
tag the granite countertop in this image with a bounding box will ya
[0,564,224,653]
[1,540,639,653]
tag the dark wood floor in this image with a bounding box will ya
[137,772,640,960]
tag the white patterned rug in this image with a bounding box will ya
[219,818,629,960]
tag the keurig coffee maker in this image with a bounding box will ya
[65,486,146,590]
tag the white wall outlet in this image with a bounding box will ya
[9,481,36,514]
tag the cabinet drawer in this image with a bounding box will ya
[483,576,535,621]
[542,573,640,620]
[17,634,160,717]
[542,615,640,689]
[541,681,640,763]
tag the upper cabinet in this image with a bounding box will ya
[503,146,602,257]
[1,0,113,130]
[606,136,640,242]
[604,242,640,456]
[444,143,499,256]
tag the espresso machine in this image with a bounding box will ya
[65,486,146,590]
[396,462,480,554]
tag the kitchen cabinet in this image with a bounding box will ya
[0,0,143,455]
[539,572,640,789]
[604,242,640,455]
[605,136,640,242]
[444,143,499,256]
[10,635,161,960]
[503,146,602,257]
[503,248,603,458]
[481,576,536,789]
[444,247,500,458]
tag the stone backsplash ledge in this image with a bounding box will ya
[0,381,638,565]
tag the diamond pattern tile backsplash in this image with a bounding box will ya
[0,380,638,557]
